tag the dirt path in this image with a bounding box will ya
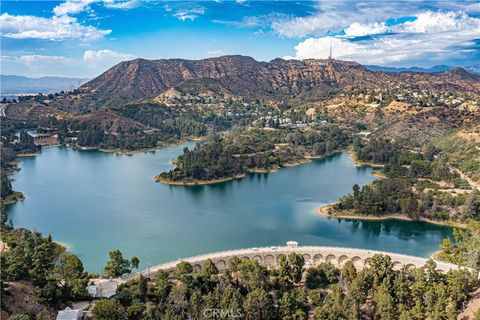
[458,285,480,319]
[450,166,480,191]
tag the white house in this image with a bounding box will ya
[56,307,82,320]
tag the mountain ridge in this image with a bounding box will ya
[80,55,479,108]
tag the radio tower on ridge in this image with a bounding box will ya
[328,43,333,60]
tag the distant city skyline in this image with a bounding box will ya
[1,0,479,77]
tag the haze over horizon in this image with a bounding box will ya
[1,0,479,78]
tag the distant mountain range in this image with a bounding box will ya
[365,64,480,75]
[2,58,479,104]
[0,75,89,97]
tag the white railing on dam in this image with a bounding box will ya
[93,244,463,298]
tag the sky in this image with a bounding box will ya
[1,0,479,78]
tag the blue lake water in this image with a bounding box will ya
[7,143,453,273]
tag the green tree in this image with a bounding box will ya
[278,253,305,285]
[367,254,395,291]
[174,261,193,278]
[54,253,87,299]
[314,285,346,320]
[143,302,160,320]
[243,288,275,320]
[341,261,357,285]
[104,249,131,278]
[427,283,448,320]
[189,289,204,319]
[168,283,189,316]
[31,236,56,284]
[279,290,308,320]
[130,256,140,270]
[393,269,412,307]
[126,301,145,320]
[465,191,480,219]
[92,299,125,320]
[155,270,172,311]
[37,277,62,308]
[306,262,339,289]
[221,285,243,317]
[203,258,219,278]
[372,281,396,320]
[409,299,426,320]
[446,269,475,309]
[235,258,267,291]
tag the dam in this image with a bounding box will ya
[93,243,462,298]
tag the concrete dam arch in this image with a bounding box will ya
[94,244,463,298]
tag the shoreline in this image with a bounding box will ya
[154,173,247,186]
[69,135,202,155]
[315,204,467,229]
[155,150,346,186]
[347,149,385,168]
[16,152,41,157]
[1,191,25,208]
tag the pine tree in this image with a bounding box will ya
[372,281,396,320]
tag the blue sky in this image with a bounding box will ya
[1,0,479,77]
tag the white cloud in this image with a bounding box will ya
[271,1,406,38]
[54,0,95,16]
[2,54,76,65]
[344,22,388,37]
[173,7,205,22]
[290,11,480,65]
[53,0,139,16]
[83,49,136,63]
[18,54,76,65]
[214,13,288,29]
[102,0,140,10]
[271,1,480,38]
[397,11,477,33]
[0,13,111,40]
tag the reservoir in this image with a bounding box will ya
[7,142,453,273]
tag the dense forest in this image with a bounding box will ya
[156,126,350,183]
[90,253,478,320]
[333,136,479,223]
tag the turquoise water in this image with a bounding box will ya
[7,143,453,273]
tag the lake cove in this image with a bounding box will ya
[7,142,453,273]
